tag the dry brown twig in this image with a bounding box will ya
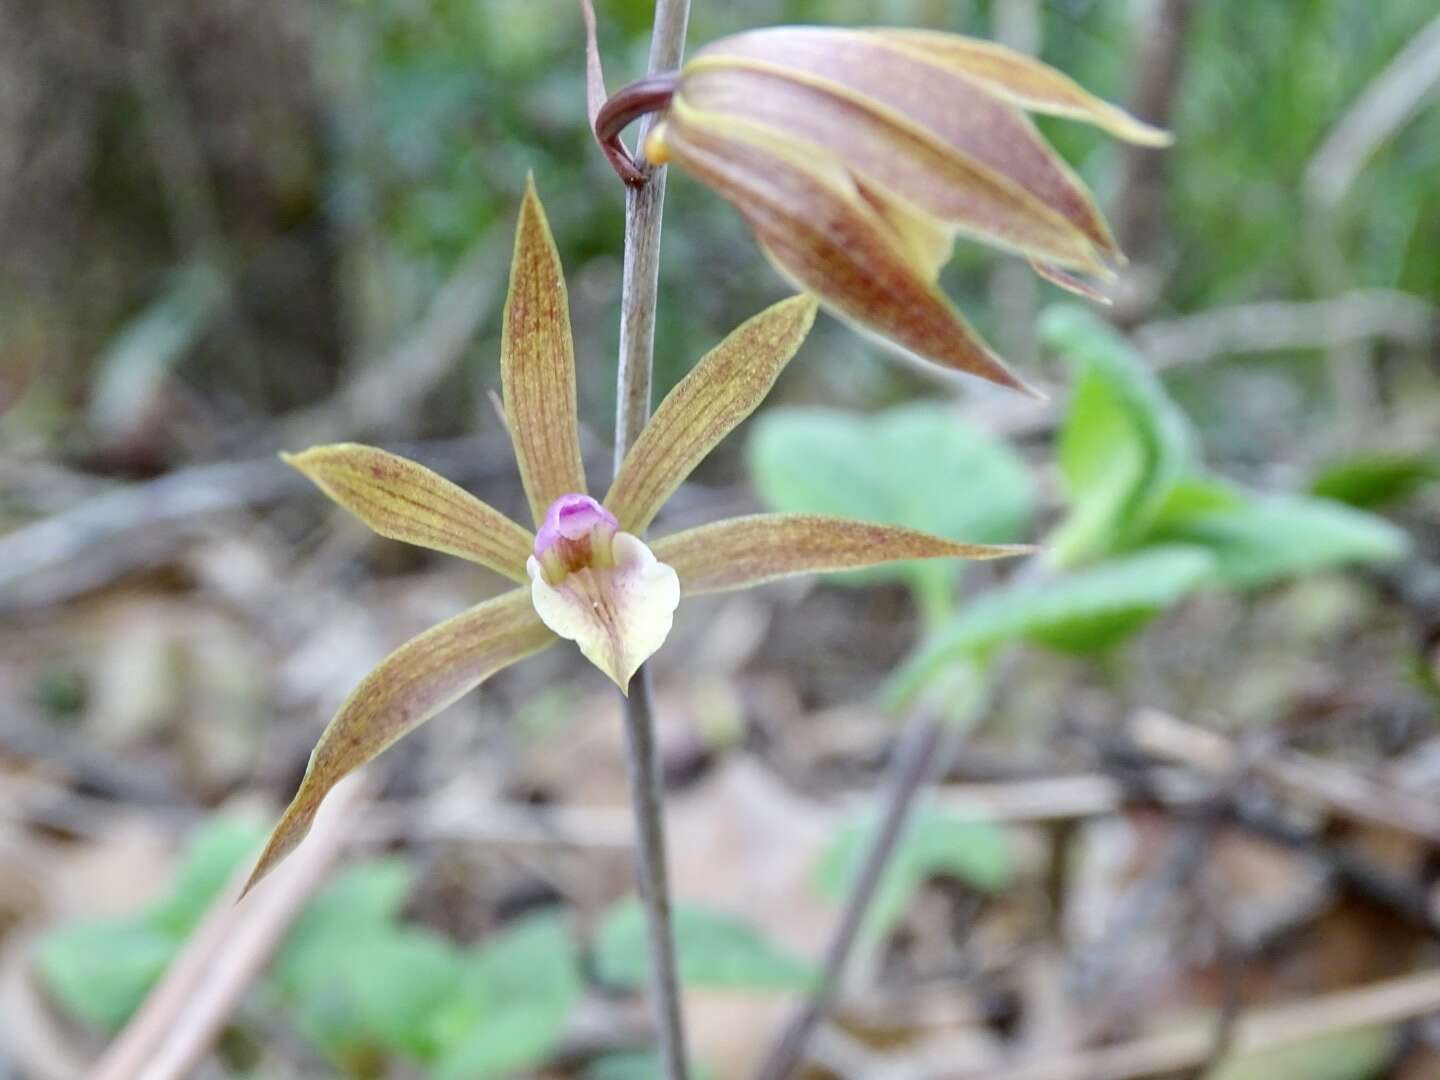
[89,775,370,1080]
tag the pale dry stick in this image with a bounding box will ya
[1135,290,1439,371]
[1301,14,1440,444]
[1304,13,1440,211]
[609,1,693,1077]
[964,289,1440,443]
[90,776,370,1080]
[945,966,1440,1080]
[360,797,634,849]
[0,436,514,613]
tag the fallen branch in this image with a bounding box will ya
[89,775,369,1080]
[1134,290,1439,370]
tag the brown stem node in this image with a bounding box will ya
[595,73,680,187]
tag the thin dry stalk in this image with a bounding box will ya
[91,776,369,1080]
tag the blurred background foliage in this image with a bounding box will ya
[4,0,1440,1077]
[5,0,1434,469]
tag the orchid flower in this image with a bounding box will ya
[243,180,1029,893]
[588,21,1170,394]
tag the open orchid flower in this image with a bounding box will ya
[243,179,1030,894]
[586,20,1170,394]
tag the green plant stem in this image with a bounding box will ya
[612,2,692,1078]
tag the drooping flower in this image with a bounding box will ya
[588,22,1170,394]
[244,178,1030,893]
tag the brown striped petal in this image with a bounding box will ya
[605,294,817,533]
[285,444,534,583]
[502,176,588,526]
[242,589,553,894]
[678,61,1109,273]
[652,513,1032,596]
[688,28,1120,259]
[658,103,1034,393]
[870,30,1172,146]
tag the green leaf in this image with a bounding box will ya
[815,805,1011,939]
[431,912,582,1079]
[36,817,265,1032]
[889,546,1216,703]
[1310,451,1440,509]
[272,859,417,998]
[344,929,461,1059]
[149,818,265,934]
[1040,305,1193,565]
[270,860,425,1062]
[746,403,1035,610]
[1203,1025,1395,1080]
[36,916,177,1032]
[1148,494,1408,589]
[595,901,816,991]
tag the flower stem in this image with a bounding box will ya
[620,669,688,1079]
[612,2,692,1077]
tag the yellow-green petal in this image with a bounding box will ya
[284,444,534,583]
[502,176,588,526]
[605,294,817,534]
[652,513,1033,596]
[242,589,553,894]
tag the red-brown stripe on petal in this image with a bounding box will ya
[678,63,1108,273]
[689,28,1119,259]
[663,104,1034,393]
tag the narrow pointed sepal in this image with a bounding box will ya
[283,444,535,582]
[527,532,680,693]
[606,294,818,533]
[502,176,588,526]
[651,513,1034,596]
[242,590,553,896]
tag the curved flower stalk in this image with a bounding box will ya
[590,23,1170,394]
[243,178,1030,894]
